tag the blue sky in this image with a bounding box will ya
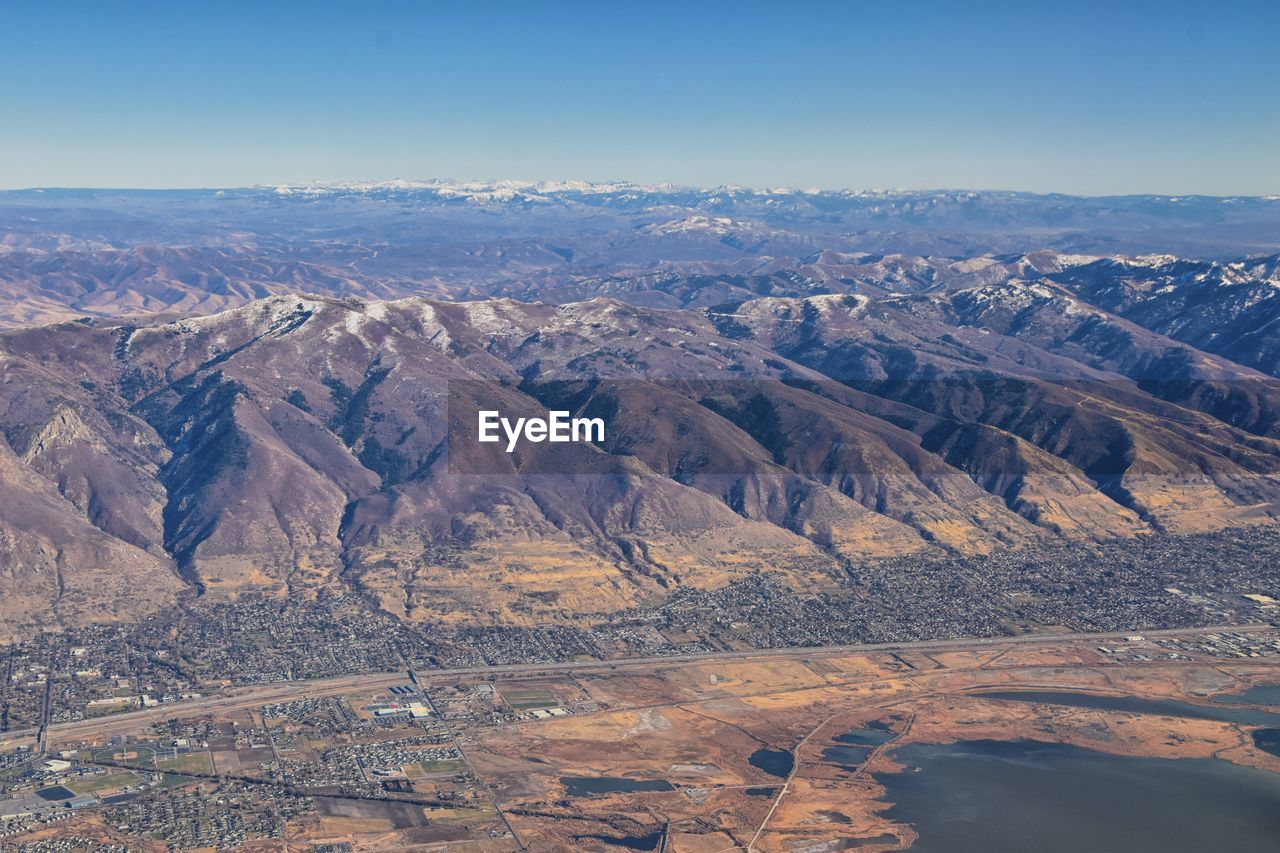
[2,1,1277,193]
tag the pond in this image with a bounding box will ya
[834,723,896,747]
[560,776,674,797]
[35,785,75,801]
[822,744,873,767]
[748,748,794,778]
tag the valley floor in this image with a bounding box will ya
[3,625,1280,851]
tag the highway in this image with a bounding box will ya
[40,622,1273,746]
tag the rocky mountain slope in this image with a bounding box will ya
[2,283,1278,639]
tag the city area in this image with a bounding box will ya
[1,527,1278,849]
[1,625,1278,850]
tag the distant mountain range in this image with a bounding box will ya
[1,184,1279,639]
[2,183,1280,326]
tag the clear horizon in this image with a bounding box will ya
[3,1,1278,195]
[4,178,1280,199]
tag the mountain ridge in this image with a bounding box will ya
[3,187,1279,639]
[2,288,1278,639]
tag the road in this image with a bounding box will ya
[419,679,526,850]
[40,622,1272,747]
[43,671,411,744]
[747,710,840,851]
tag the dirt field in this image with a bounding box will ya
[466,638,1280,851]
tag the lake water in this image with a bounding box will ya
[1252,728,1280,758]
[834,724,896,747]
[880,739,1280,852]
[1214,684,1280,707]
[749,748,794,778]
[822,745,873,767]
[976,689,1280,727]
[560,776,674,797]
